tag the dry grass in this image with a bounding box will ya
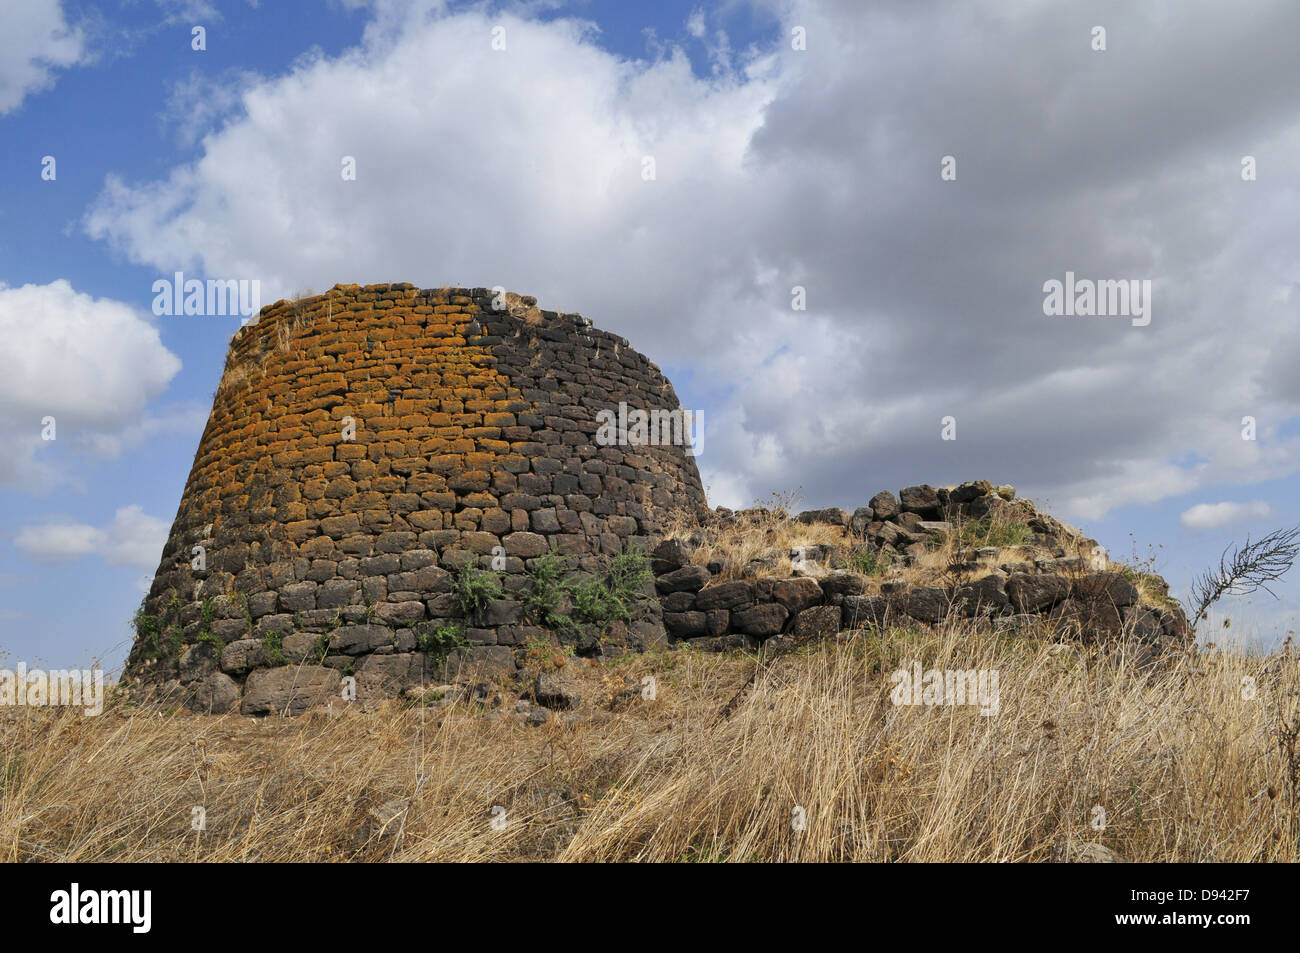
[4,629,1298,862]
[661,492,1114,599]
[660,494,846,583]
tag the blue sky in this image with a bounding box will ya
[3,0,1299,669]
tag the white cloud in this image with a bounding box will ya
[0,0,85,114]
[83,402,210,461]
[0,280,183,488]
[160,67,262,146]
[1179,501,1273,530]
[15,505,169,570]
[79,0,1300,522]
[154,0,221,24]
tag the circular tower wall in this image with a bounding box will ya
[126,283,706,698]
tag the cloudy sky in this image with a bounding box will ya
[3,0,1298,668]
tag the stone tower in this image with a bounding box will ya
[125,283,707,707]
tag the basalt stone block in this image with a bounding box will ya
[917,521,953,536]
[318,578,359,608]
[967,494,1037,524]
[185,672,239,714]
[796,507,848,527]
[1039,556,1086,574]
[849,507,875,535]
[534,668,586,709]
[660,591,697,613]
[282,631,323,662]
[330,624,396,655]
[664,611,708,638]
[687,633,755,652]
[953,575,1009,617]
[400,549,438,570]
[896,512,925,532]
[630,619,669,651]
[504,532,548,558]
[1006,573,1070,613]
[255,614,295,639]
[240,665,341,716]
[1050,598,1125,641]
[656,565,711,594]
[949,480,993,504]
[278,582,318,612]
[902,587,952,624]
[375,600,426,626]
[651,538,692,574]
[695,580,755,611]
[842,594,890,629]
[220,639,264,674]
[247,590,278,618]
[1072,572,1139,608]
[484,599,522,626]
[819,572,871,602]
[179,642,219,684]
[899,484,942,517]
[212,618,251,642]
[793,605,841,640]
[733,602,789,637]
[869,491,899,521]
[1127,606,1165,642]
[766,577,824,615]
[356,653,428,702]
[1156,606,1191,642]
[992,613,1044,635]
[443,645,517,679]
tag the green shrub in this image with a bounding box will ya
[132,603,163,659]
[165,624,184,656]
[847,547,892,576]
[957,518,1033,548]
[451,563,506,623]
[196,630,225,656]
[607,550,653,598]
[523,553,573,628]
[569,549,653,629]
[520,549,654,635]
[570,575,630,626]
[415,622,468,663]
[261,629,287,666]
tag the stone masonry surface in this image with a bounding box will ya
[125,284,707,711]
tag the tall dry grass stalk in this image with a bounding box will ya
[3,627,1297,862]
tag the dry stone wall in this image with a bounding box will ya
[650,479,1192,661]
[125,284,707,710]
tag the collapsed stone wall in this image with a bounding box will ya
[649,479,1191,661]
[125,284,707,711]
